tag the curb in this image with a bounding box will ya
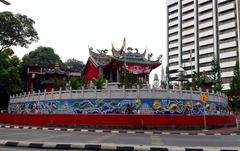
[0,124,239,136]
[0,140,239,151]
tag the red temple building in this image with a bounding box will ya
[26,64,68,92]
[41,64,68,92]
[82,43,162,84]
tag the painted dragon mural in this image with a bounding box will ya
[9,99,229,115]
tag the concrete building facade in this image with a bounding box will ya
[167,0,240,89]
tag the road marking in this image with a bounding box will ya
[42,128,48,130]
[67,129,74,132]
[151,134,164,146]
[81,129,88,132]
[0,132,30,137]
[27,133,70,142]
[161,132,170,135]
[144,131,153,135]
[96,130,103,133]
[180,132,189,135]
[214,133,221,136]
[111,130,119,134]
[230,133,237,136]
[197,133,206,136]
[87,134,116,143]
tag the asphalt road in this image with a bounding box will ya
[0,127,239,148]
[0,146,89,151]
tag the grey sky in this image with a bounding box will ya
[0,0,167,82]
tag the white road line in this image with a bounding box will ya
[0,140,7,145]
[127,131,135,134]
[230,133,237,136]
[161,132,170,135]
[70,143,85,149]
[180,133,189,135]
[144,131,153,135]
[151,134,164,146]
[111,130,119,134]
[42,142,57,148]
[17,141,30,147]
[28,133,70,142]
[87,134,116,143]
[214,133,221,136]
[67,129,74,132]
[96,130,103,133]
[197,133,206,135]
[81,129,88,132]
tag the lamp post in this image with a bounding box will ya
[0,0,10,5]
[176,66,187,91]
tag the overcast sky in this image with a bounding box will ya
[0,0,167,83]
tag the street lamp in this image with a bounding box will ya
[176,66,187,91]
[0,0,10,5]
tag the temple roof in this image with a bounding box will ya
[45,64,67,75]
[88,43,162,68]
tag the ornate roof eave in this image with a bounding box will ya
[88,47,112,67]
[111,56,161,66]
[46,69,67,76]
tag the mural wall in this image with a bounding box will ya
[8,99,229,115]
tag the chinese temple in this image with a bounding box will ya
[82,41,162,83]
[26,64,68,92]
[41,64,68,92]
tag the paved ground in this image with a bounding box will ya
[0,125,239,150]
[0,123,239,150]
[1,124,239,136]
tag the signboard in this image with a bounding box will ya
[200,92,208,103]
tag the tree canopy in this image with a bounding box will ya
[228,61,240,108]
[0,48,22,95]
[65,58,85,72]
[21,46,64,68]
[0,11,39,52]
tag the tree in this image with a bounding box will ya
[53,80,66,91]
[191,71,201,90]
[0,48,23,108]
[213,83,223,92]
[228,61,240,109]
[92,75,105,89]
[0,11,39,52]
[120,71,144,89]
[65,58,85,72]
[69,77,85,90]
[21,46,64,68]
[211,56,221,82]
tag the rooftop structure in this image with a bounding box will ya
[83,40,162,83]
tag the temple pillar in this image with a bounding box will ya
[110,72,113,82]
[117,70,120,82]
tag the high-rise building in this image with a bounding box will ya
[167,0,240,89]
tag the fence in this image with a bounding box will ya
[10,84,228,104]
